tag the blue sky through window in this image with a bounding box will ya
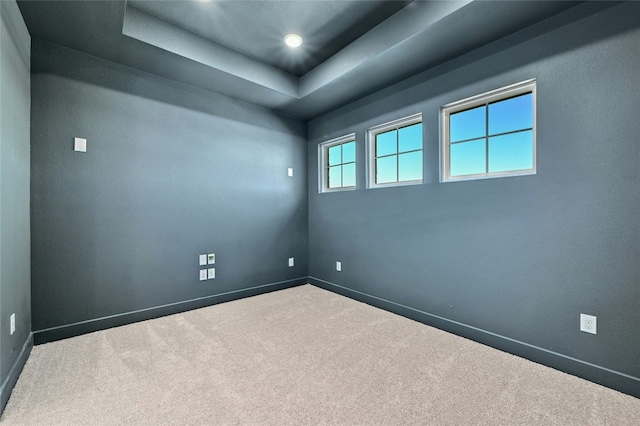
[376,130,397,157]
[449,93,533,177]
[376,156,397,183]
[375,123,422,184]
[399,123,422,152]
[328,141,355,188]
[342,162,355,187]
[399,151,422,181]
[328,144,341,166]
[342,141,355,163]
[489,131,533,172]
[489,94,532,135]
[451,139,485,176]
[450,106,485,142]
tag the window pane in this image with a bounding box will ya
[376,130,397,157]
[376,155,397,184]
[342,141,355,163]
[342,163,356,187]
[489,93,533,135]
[450,139,486,176]
[398,123,422,153]
[328,165,342,188]
[398,151,422,182]
[450,106,486,142]
[488,130,533,173]
[328,145,342,166]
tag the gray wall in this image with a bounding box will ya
[308,2,640,395]
[30,40,308,342]
[0,0,32,410]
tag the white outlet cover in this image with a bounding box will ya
[199,254,207,266]
[580,313,597,334]
[288,167,293,177]
[74,137,87,152]
[288,257,294,267]
[208,268,215,279]
[10,313,15,335]
[208,253,216,265]
[336,261,342,271]
[199,269,207,281]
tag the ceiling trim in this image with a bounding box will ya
[300,1,472,98]
[122,4,300,99]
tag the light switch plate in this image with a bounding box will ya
[10,313,15,335]
[288,167,293,177]
[207,268,215,279]
[288,257,294,267]
[74,137,87,152]
[208,253,216,265]
[199,269,207,281]
[199,254,207,266]
[336,261,342,271]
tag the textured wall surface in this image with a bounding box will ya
[30,40,308,338]
[0,0,31,408]
[308,2,640,392]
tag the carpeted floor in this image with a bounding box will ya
[2,284,639,425]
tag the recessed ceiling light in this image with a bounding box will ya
[284,33,303,48]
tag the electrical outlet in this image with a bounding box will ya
[580,313,597,334]
[288,257,294,267]
[336,261,341,272]
[10,313,15,335]
[207,268,215,279]
[199,269,207,281]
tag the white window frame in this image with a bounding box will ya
[318,133,357,193]
[366,113,423,189]
[440,79,537,183]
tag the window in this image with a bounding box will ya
[367,113,423,188]
[318,134,356,192]
[441,79,536,182]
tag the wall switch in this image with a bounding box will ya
[199,254,207,266]
[208,253,216,265]
[287,167,293,177]
[336,261,342,271]
[199,269,207,281]
[580,313,597,334]
[288,257,294,267]
[74,137,87,152]
[207,268,216,279]
[10,313,15,335]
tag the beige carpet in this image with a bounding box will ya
[2,285,639,425]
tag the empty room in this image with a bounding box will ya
[1,0,639,424]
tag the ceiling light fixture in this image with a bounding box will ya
[284,33,303,48]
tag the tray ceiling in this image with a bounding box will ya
[18,1,585,120]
